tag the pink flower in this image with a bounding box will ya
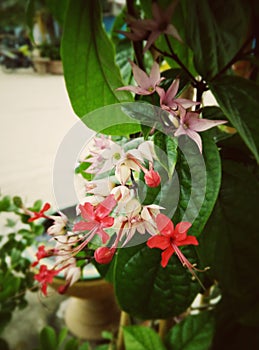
[28,203,51,222]
[174,110,227,152]
[94,247,116,264]
[144,168,161,187]
[73,195,117,244]
[34,265,61,296]
[140,1,182,53]
[116,60,164,95]
[156,79,199,114]
[147,214,205,287]
[120,2,182,53]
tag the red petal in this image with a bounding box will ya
[80,203,95,221]
[101,216,114,228]
[156,214,174,236]
[96,228,110,244]
[174,222,192,240]
[161,246,175,267]
[42,203,51,212]
[95,195,117,219]
[177,235,199,247]
[147,235,169,250]
[73,221,96,232]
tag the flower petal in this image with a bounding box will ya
[176,235,199,247]
[79,203,95,221]
[147,235,170,250]
[174,222,192,239]
[73,221,96,232]
[161,246,175,267]
[150,62,161,85]
[95,194,117,219]
[185,129,203,153]
[156,213,174,236]
[188,116,227,132]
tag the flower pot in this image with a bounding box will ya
[33,57,50,74]
[48,60,63,75]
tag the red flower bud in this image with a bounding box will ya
[94,247,116,264]
[144,169,161,187]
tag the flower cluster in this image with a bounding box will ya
[117,61,226,152]
[28,135,205,295]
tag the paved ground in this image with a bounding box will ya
[0,68,77,350]
[0,68,77,206]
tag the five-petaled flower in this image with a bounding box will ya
[174,110,227,152]
[28,202,51,222]
[156,78,199,114]
[116,60,164,95]
[34,264,61,296]
[147,214,200,279]
[73,194,117,244]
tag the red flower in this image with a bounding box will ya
[28,203,51,222]
[31,245,56,267]
[144,168,161,187]
[73,194,117,244]
[34,265,61,296]
[94,247,116,264]
[147,214,202,284]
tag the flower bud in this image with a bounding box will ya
[144,169,161,187]
[94,247,116,264]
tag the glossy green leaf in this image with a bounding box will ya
[209,75,259,162]
[80,104,140,136]
[61,0,132,119]
[123,325,166,350]
[154,131,178,178]
[183,0,251,79]
[114,243,201,319]
[45,0,69,25]
[173,133,221,236]
[198,159,259,297]
[166,311,215,350]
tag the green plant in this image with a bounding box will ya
[0,195,44,335]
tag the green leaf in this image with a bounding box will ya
[166,311,215,350]
[78,342,90,350]
[80,103,140,136]
[0,196,12,212]
[173,133,221,236]
[45,0,69,26]
[123,326,166,350]
[198,159,259,297]
[61,0,132,118]
[25,0,35,42]
[154,132,178,178]
[39,326,58,350]
[57,328,68,346]
[183,0,251,79]
[64,338,79,350]
[209,75,259,162]
[114,243,201,319]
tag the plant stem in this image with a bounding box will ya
[116,311,131,350]
[164,34,198,84]
[210,35,254,82]
[126,0,145,70]
[158,318,175,341]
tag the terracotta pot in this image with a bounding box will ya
[48,60,63,75]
